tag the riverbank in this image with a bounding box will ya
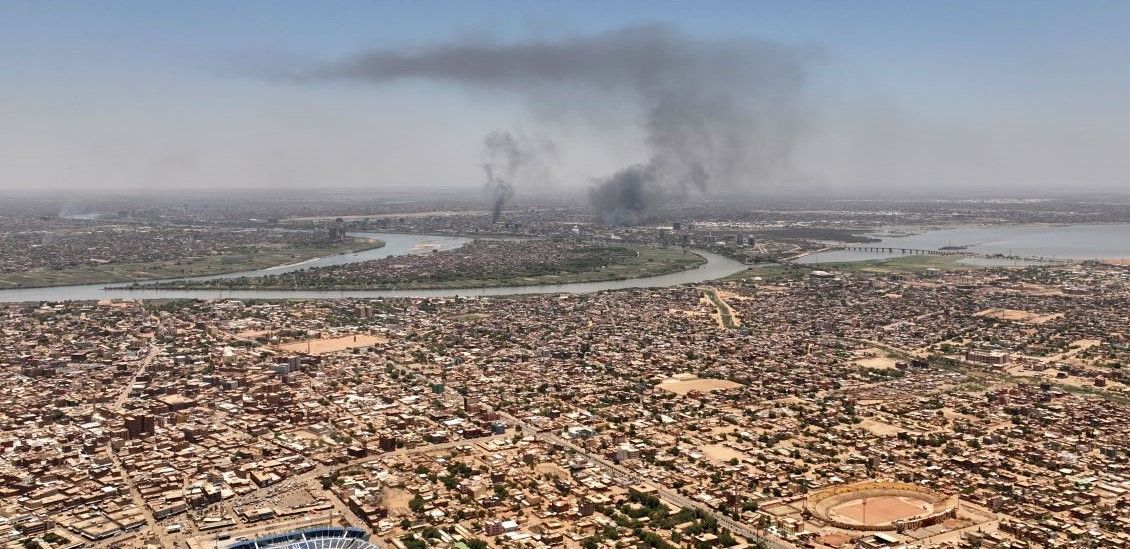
[0,232,746,302]
[804,254,970,274]
[0,237,384,289]
[795,223,1130,264]
[127,245,706,291]
[722,254,1023,282]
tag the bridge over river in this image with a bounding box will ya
[833,245,1057,263]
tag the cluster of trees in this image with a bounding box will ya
[400,530,488,549]
[577,490,746,549]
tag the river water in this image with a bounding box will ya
[0,232,748,302]
[796,223,1130,264]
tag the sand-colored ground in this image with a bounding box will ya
[990,282,1068,297]
[857,418,907,436]
[714,290,743,327]
[1103,258,1130,267]
[701,288,742,329]
[535,463,571,480]
[1006,363,1124,391]
[828,495,930,526]
[382,487,412,516]
[96,299,135,308]
[277,333,387,355]
[657,376,742,395]
[974,308,1062,324]
[717,289,749,301]
[815,533,855,547]
[700,443,749,463]
[854,355,900,370]
[757,284,791,292]
[289,429,321,441]
[1067,338,1102,352]
[1040,338,1104,364]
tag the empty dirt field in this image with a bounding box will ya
[1037,338,1104,364]
[657,375,742,395]
[276,333,387,355]
[382,487,412,516]
[853,351,900,369]
[535,463,571,480]
[974,308,1062,324]
[858,418,909,436]
[700,443,750,463]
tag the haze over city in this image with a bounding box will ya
[1,4,1130,549]
[3,1,1130,198]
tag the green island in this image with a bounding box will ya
[0,237,384,289]
[138,240,706,290]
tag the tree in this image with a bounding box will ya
[408,494,426,513]
[400,536,426,549]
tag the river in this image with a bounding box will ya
[0,232,748,302]
[795,223,1130,264]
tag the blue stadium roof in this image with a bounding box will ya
[225,527,380,549]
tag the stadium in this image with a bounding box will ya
[805,481,958,532]
[224,527,380,549]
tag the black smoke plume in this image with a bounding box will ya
[280,24,811,224]
[481,130,520,224]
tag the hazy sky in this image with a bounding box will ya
[2,1,1129,196]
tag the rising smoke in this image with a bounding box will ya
[481,131,517,224]
[479,130,556,223]
[282,23,811,224]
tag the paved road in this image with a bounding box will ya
[97,345,176,549]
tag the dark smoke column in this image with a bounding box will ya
[481,130,520,224]
[279,23,811,225]
[587,163,664,226]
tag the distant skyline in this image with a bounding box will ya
[2,1,1129,195]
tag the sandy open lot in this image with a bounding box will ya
[1069,338,1102,351]
[535,463,571,480]
[974,308,1062,324]
[854,354,900,369]
[858,418,907,436]
[700,443,749,463]
[96,299,135,308]
[277,333,387,355]
[382,487,412,516]
[815,533,854,547]
[829,495,930,526]
[657,376,742,395]
[1037,338,1105,365]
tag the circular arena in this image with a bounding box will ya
[805,481,957,532]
